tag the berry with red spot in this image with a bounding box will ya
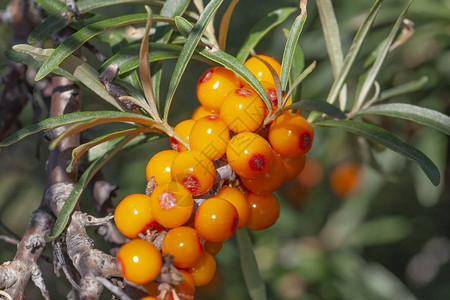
[269,112,314,157]
[197,67,241,112]
[116,239,162,284]
[145,150,178,184]
[189,115,230,161]
[162,226,204,268]
[150,181,193,228]
[194,197,239,242]
[220,88,266,133]
[171,151,216,196]
[114,194,161,239]
[226,132,273,178]
[170,119,195,152]
[191,105,219,120]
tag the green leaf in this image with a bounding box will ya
[379,76,428,101]
[34,13,173,81]
[354,0,413,111]
[284,60,316,106]
[28,9,71,44]
[46,135,134,241]
[325,0,384,106]
[13,44,121,110]
[236,228,267,300]
[314,119,440,185]
[285,99,346,119]
[355,103,450,136]
[0,111,158,147]
[280,3,306,91]
[163,0,224,121]
[236,7,297,63]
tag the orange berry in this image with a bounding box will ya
[241,55,281,87]
[143,270,195,300]
[194,197,238,242]
[244,81,291,113]
[145,150,178,184]
[171,151,216,196]
[226,132,273,178]
[245,192,280,231]
[150,181,193,228]
[220,88,265,133]
[269,112,314,157]
[191,105,219,120]
[162,226,204,268]
[189,116,230,161]
[216,186,249,229]
[329,161,361,197]
[297,158,323,188]
[189,252,216,286]
[203,240,223,256]
[197,67,241,112]
[170,119,195,152]
[140,297,159,300]
[116,239,162,284]
[241,151,285,194]
[277,152,306,180]
[114,194,161,239]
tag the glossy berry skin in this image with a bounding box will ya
[241,151,285,194]
[162,226,204,268]
[220,88,265,133]
[191,105,219,120]
[188,252,217,286]
[170,119,196,152]
[216,186,249,229]
[241,55,281,87]
[194,197,238,242]
[278,152,306,180]
[150,182,193,228]
[116,239,162,284]
[140,297,159,300]
[145,150,178,184]
[197,67,241,112]
[189,116,230,161]
[171,150,216,196]
[245,192,280,231]
[226,132,273,178]
[269,112,314,157]
[204,240,223,256]
[330,162,361,197]
[114,194,160,239]
[244,81,292,113]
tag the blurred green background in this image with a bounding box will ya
[0,0,448,299]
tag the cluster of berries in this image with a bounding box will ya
[114,55,314,299]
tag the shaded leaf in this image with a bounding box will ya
[236,7,297,63]
[285,99,346,119]
[163,0,224,121]
[236,228,267,300]
[355,103,450,135]
[379,76,428,101]
[314,120,440,185]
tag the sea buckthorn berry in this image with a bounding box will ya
[226,132,273,178]
[216,186,249,229]
[171,151,215,196]
[170,119,196,152]
[330,161,361,197]
[220,88,265,133]
[297,158,323,188]
[140,297,159,300]
[191,105,219,120]
[150,181,193,228]
[168,269,196,300]
[245,192,280,231]
[162,226,204,268]
[194,197,238,242]
[197,67,241,112]
[204,240,223,256]
[114,194,160,239]
[277,152,306,180]
[244,81,292,113]
[241,151,285,194]
[189,252,216,286]
[116,239,162,284]
[269,112,314,157]
[241,55,281,87]
[189,116,230,161]
[145,150,178,184]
